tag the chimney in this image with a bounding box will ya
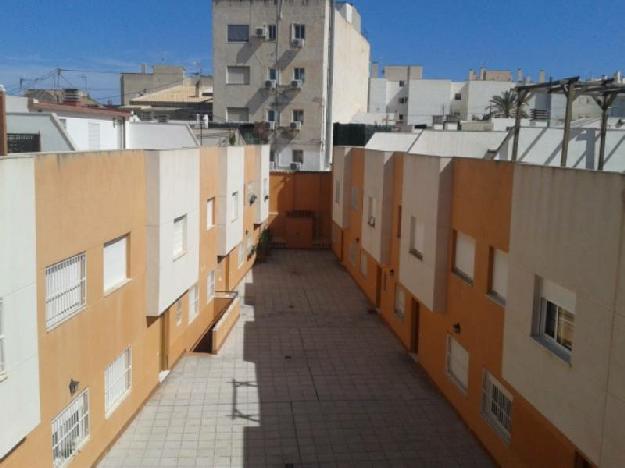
[195,79,201,98]
[0,85,7,156]
[468,69,475,81]
[616,71,623,83]
[479,67,486,80]
[371,62,379,78]
[517,68,523,82]
[539,69,546,83]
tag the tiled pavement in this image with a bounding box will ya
[98,250,494,468]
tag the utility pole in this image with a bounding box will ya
[0,85,8,156]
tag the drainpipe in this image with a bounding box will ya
[0,85,7,156]
[324,0,336,170]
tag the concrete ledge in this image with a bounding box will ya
[211,295,240,353]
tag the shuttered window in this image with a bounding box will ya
[104,348,132,416]
[103,235,128,293]
[446,335,469,392]
[481,371,512,441]
[45,253,87,330]
[227,66,250,85]
[173,215,187,259]
[453,231,475,282]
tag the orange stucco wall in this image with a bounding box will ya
[269,171,332,248]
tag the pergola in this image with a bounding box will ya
[512,77,625,170]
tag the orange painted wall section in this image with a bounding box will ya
[269,171,332,248]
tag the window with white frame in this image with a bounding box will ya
[231,191,240,222]
[45,253,87,330]
[188,284,199,323]
[453,231,475,282]
[409,216,424,259]
[292,23,305,40]
[175,298,183,326]
[52,389,89,468]
[104,348,132,417]
[351,186,359,211]
[481,371,512,441]
[446,335,469,392]
[103,235,128,293]
[294,67,305,82]
[238,242,246,267]
[206,198,215,230]
[0,299,5,379]
[267,109,277,123]
[173,215,187,259]
[268,67,278,81]
[394,286,405,319]
[335,180,340,204]
[360,251,368,277]
[367,196,377,227]
[206,271,215,304]
[489,249,508,303]
[533,278,575,358]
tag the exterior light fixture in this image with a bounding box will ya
[69,379,80,395]
[453,323,461,334]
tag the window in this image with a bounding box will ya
[394,286,405,319]
[292,23,305,40]
[206,271,215,304]
[489,249,508,304]
[335,180,341,204]
[349,242,357,266]
[45,253,87,330]
[104,348,132,417]
[231,191,240,222]
[351,186,360,211]
[238,242,245,267]
[268,67,278,81]
[52,390,89,468]
[188,284,199,323]
[227,107,250,123]
[175,298,183,326]
[481,371,512,441]
[409,216,424,259]
[0,299,5,379]
[103,235,128,293]
[294,67,305,82]
[206,198,215,229]
[359,251,368,277]
[292,109,304,124]
[268,24,277,40]
[228,24,249,42]
[267,109,277,123]
[446,335,469,392]
[173,215,187,259]
[292,150,304,165]
[398,114,405,122]
[263,178,269,199]
[227,66,250,85]
[367,196,377,227]
[399,80,405,87]
[399,97,408,104]
[533,278,575,358]
[453,231,475,282]
[454,92,462,101]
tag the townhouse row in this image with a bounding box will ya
[331,147,625,467]
[0,145,269,467]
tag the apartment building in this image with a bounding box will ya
[212,0,370,171]
[0,144,269,467]
[332,145,625,466]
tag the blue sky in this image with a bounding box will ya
[1,0,623,103]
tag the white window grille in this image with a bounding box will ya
[481,371,512,441]
[45,253,87,330]
[446,335,469,392]
[206,271,215,304]
[104,348,132,417]
[360,251,368,277]
[173,215,187,259]
[206,198,215,230]
[454,231,475,282]
[231,191,240,222]
[0,299,5,378]
[188,284,199,323]
[175,298,183,326]
[103,235,128,293]
[489,249,508,303]
[52,389,90,468]
[409,216,424,259]
[394,286,405,319]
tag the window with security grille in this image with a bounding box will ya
[52,389,89,467]
[188,285,199,323]
[446,335,469,392]
[173,215,187,259]
[104,348,132,417]
[481,371,512,441]
[207,271,215,304]
[45,253,87,330]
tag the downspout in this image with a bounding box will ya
[324,0,336,170]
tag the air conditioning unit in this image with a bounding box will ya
[255,26,268,39]
[265,79,277,89]
[290,121,302,131]
[291,38,305,48]
[290,162,302,171]
[290,79,303,90]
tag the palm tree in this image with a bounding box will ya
[488,90,529,118]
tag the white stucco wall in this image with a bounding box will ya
[368,78,388,113]
[503,164,625,464]
[255,146,270,225]
[464,80,516,120]
[332,146,352,229]
[0,157,40,457]
[7,113,74,152]
[273,144,327,171]
[409,130,507,158]
[398,155,452,313]
[145,149,200,316]
[361,150,393,264]
[216,146,244,256]
[128,122,198,150]
[62,116,121,151]
[365,132,420,152]
[407,80,453,126]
